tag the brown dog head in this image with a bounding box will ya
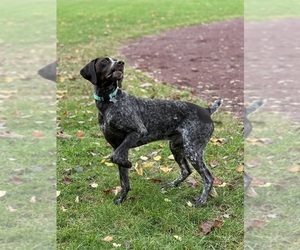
[80,57,124,94]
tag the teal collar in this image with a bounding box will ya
[93,88,119,103]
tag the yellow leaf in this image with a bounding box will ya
[164,198,171,202]
[153,155,162,161]
[61,206,67,212]
[100,159,106,164]
[135,163,143,175]
[173,235,182,241]
[4,76,14,83]
[75,196,80,203]
[236,165,244,172]
[56,191,61,197]
[113,186,122,196]
[160,166,172,173]
[210,187,218,197]
[143,162,154,168]
[105,162,114,167]
[186,201,193,207]
[103,236,113,242]
[168,155,175,160]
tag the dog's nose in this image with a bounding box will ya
[117,61,125,66]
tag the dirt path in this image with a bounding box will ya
[121,18,244,118]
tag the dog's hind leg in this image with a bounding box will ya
[114,166,131,205]
[167,137,192,187]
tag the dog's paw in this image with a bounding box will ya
[110,154,132,168]
[194,198,208,207]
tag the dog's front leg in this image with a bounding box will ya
[111,128,147,168]
[114,166,131,204]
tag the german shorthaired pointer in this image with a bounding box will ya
[80,57,222,206]
[244,99,265,191]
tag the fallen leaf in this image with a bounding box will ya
[153,155,162,161]
[0,131,25,139]
[9,176,23,185]
[251,177,266,186]
[196,220,224,236]
[105,162,114,167]
[103,236,113,242]
[7,205,17,212]
[168,155,175,160]
[186,176,199,187]
[143,162,154,168]
[134,162,143,175]
[56,191,61,197]
[56,131,72,139]
[31,131,46,139]
[147,178,162,183]
[173,235,182,241]
[75,196,80,203]
[0,191,7,197]
[246,187,258,198]
[209,160,219,168]
[248,219,267,229]
[76,130,85,139]
[112,243,121,248]
[90,182,98,188]
[140,156,148,161]
[288,165,300,172]
[236,165,244,172]
[213,177,223,186]
[164,198,171,202]
[112,186,122,196]
[61,206,67,212]
[186,201,193,207]
[209,187,218,197]
[30,196,36,203]
[160,166,172,173]
[62,176,72,185]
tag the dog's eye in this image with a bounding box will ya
[101,58,109,64]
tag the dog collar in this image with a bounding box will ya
[94,88,119,103]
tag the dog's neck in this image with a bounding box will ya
[93,82,120,103]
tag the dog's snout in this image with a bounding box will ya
[117,61,124,66]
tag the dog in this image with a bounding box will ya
[244,99,265,191]
[80,57,222,206]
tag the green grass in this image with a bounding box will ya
[245,0,300,20]
[244,114,300,249]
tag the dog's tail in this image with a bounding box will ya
[208,99,223,115]
[245,99,266,117]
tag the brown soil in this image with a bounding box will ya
[121,18,244,118]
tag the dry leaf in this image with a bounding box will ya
[210,160,219,168]
[30,196,36,203]
[0,131,25,139]
[164,198,171,202]
[7,205,17,212]
[288,165,300,172]
[186,201,193,207]
[90,182,98,188]
[209,187,218,197]
[186,176,199,187]
[113,186,122,196]
[57,131,72,139]
[31,131,46,139]
[173,235,182,241]
[62,176,72,185]
[160,166,172,173]
[112,243,121,248]
[168,155,175,160]
[213,177,223,186]
[76,130,85,139]
[236,165,244,172]
[75,196,80,203]
[196,220,223,236]
[56,191,61,197]
[140,156,148,161]
[61,206,67,212]
[105,162,114,167]
[143,162,154,168]
[0,191,7,197]
[103,236,113,242]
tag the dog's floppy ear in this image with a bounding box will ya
[80,59,98,85]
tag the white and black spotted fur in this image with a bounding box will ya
[80,57,222,206]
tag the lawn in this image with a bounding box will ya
[57,0,244,249]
